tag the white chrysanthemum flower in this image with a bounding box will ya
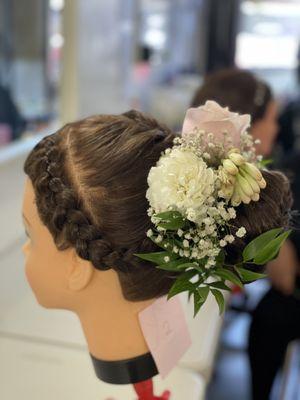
[220,239,227,247]
[236,227,246,238]
[146,148,216,224]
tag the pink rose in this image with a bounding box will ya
[182,100,251,149]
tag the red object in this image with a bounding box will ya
[231,284,244,294]
[133,379,171,400]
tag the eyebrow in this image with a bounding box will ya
[22,213,31,226]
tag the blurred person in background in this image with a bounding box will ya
[191,68,278,157]
[0,82,26,145]
[276,40,300,155]
[191,68,300,400]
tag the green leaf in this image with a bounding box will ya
[167,269,199,299]
[151,237,174,251]
[155,211,183,220]
[208,281,231,291]
[211,289,225,315]
[215,268,244,288]
[150,236,182,253]
[253,230,291,265]
[157,261,196,272]
[180,269,200,280]
[197,286,210,302]
[155,211,185,230]
[235,267,266,282]
[191,263,205,274]
[242,228,283,262]
[135,251,177,264]
[193,290,205,317]
[215,250,225,267]
[258,158,273,167]
[167,279,195,300]
[188,290,193,302]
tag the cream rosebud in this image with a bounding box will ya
[240,169,260,193]
[223,159,239,175]
[231,188,241,206]
[236,173,254,197]
[241,162,262,181]
[236,186,251,204]
[251,193,260,201]
[257,177,267,189]
[229,152,245,167]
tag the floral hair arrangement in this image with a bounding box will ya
[136,101,291,316]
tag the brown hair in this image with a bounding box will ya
[191,68,272,123]
[24,110,292,300]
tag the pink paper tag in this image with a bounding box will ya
[139,295,191,378]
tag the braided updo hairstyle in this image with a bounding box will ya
[24,110,177,301]
[24,110,293,300]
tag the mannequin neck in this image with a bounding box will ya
[75,269,155,361]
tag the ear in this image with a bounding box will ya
[67,250,94,292]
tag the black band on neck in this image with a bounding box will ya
[90,352,158,384]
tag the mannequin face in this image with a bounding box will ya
[251,100,279,157]
[21,177,154,360]
[21,177,94,310]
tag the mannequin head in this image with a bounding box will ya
[191,68,279,156]
[22,110,292,313]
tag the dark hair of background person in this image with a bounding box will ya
[0,84,26,141]
[191,68,273,123]
[23,110,292,301]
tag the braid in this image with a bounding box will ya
[24,112,177,300]
[25,133,117,271]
